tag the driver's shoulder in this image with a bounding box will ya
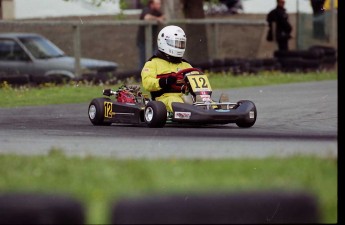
[181,60,192,68]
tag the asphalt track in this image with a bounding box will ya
[0,80,337,159]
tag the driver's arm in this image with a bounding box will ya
[141,60,161,92]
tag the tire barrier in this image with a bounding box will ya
[261,58,281,71]
[278,58,321,73]
[0,193,85,224]
[79,70,142,84]
[193,60,213,72]
[274,49,324,60]
[0,74,30,86]
[113,69,142,81]
[273,45,337,72]
[0,191,320,224]
[308,45,337,57]
[80,72,117,84]
[110,191,320,224]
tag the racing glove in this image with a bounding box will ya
[159,76,177,89]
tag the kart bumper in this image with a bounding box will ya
[171,101,256,124]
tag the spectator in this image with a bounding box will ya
[136,0,165,69]
[266,0,292,51]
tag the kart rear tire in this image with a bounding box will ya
[236,100,257,128]
[88,98,112,126]
[144,101,167,128]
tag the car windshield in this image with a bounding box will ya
[19,36,66,59]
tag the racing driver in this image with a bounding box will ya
[141,25,192,112]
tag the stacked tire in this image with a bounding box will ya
[274,45,337,73]
[308,45,337,70]
[0,74,30,86]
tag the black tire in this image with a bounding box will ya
[0,193,85,224]
[47,75,71,84]
[0,74,30,86]
[144,101,167,128]
[192,60,212,71]
[278,58,304,72]
[236,100,257,128]
[211,58,224,68]
[115,69,141,80]
[88,97,112,126]
[274,50,323,60]
[308,45,336,57]
[110,191,319,224]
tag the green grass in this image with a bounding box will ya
[0,71,337,107]
[0,152,337,224]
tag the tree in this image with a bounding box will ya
[163,0,209,63]
[180,0,209,64]
[0,0,3,19]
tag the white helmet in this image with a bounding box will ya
[157,25,186,58]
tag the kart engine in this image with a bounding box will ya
[103,85,142,104]
[117,90,136,103]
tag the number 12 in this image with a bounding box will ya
[191,77,208,88]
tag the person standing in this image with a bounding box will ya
[136,0,165,69]
[266,0,292,51]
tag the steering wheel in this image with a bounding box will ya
[176,68,203,77]
[175,68,203,84]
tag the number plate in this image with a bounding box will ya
[187,74,212,92]
[104,102,112,118]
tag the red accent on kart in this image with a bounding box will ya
[117,90,136,103]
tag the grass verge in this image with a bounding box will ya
[0,71,337,107]
[0,152,337,224]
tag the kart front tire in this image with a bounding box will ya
[144,101,167,128]
[236,100,257,128]
[88,98,112,126]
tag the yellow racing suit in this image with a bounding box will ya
[141,56,192,112]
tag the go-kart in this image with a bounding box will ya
[88,68,257,128]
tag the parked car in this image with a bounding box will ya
[0,33,118,84]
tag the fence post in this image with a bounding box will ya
[211,23,219,59]
[296,0,299,50]
[144,24,153,62]
[329,0,337,46]
[73,24,81,78]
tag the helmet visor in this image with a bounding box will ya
[166,38,186,49]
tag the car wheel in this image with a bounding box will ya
[144,101,167,128]
[236,100,257,128]
[88,98,112,126]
